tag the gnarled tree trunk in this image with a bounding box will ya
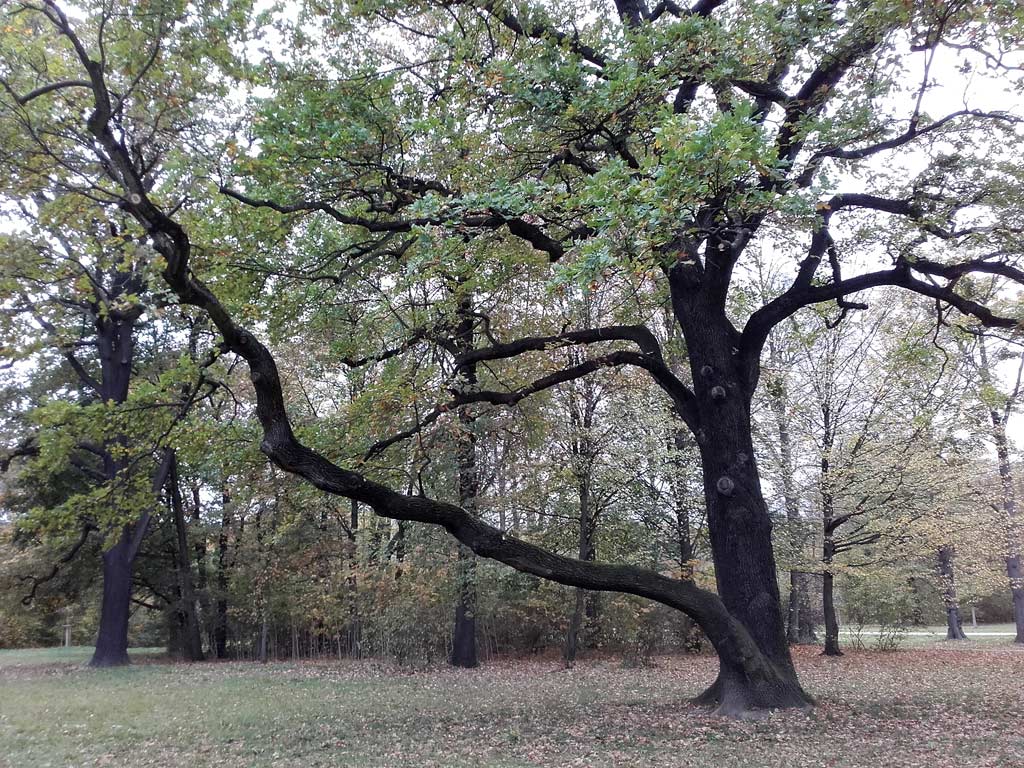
[675,287,811,713]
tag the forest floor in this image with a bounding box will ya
[1,639,1022,767]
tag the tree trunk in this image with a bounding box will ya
[564,479,596,665]
[169,454,204,661]
[564,377,598,666]
[672,287,810,713]
[990,410,1024,644]
[450,547,478,668]
[937,545,967,640]
[819,402,842,657]
[766,342,817,645]
[90,528,133,667]
[89,310,144,668]
[822,560,842,656]
[214,491,232,659]
[450,298,479,668]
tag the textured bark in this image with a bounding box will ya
[937,545,968,640]
[671,282,810,710]
[450,298,479,668]
[87,290,144,668]
[89,529,133,667]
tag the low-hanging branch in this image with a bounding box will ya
[40,0,793,696]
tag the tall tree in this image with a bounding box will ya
[3,0,1024,714]
[966,335,1024,644]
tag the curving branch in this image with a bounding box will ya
[444,1,609,69]
[33,1,812,704]
[363,344,697,458]
[5,78,93,106]
[0,437,40,472]
[221,187,572,261]
[18,523,96,605]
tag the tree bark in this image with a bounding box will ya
[90,528,133,667]
[87,303,145,667]
[673,286,811,712]
[819,403,842,657]
[450,297,479,668]
[991,419,1024,643]
[214,490,232,659]
[822,558,842,656]
[937,545,968,640]
[169,453,204,661]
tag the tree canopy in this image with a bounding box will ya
[1,0,1023,716]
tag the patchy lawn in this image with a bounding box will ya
[1,643,1021,767]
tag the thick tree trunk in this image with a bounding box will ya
[89,310,144,668]
[450,548,478,668]
[937,545,967,640]
[672,287,810,712]
[90,529,133,667]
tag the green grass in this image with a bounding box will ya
[839,623,1019,649]
[1,643,1022,767]
[0,646,164,668]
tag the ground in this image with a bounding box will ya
[0,634,1021,767]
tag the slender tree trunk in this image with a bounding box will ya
[169,454,204,661]
[819,404,842,657]
[450,297,479,668]
[990,410,1024,644]
[937,545,968,640]
[766,343,818,645]
[189,484,214,650]
[214,491,232,659]
[564,474,596,665]
[90,528,133,667]
[564,375,598,666]
[822,545,842,656]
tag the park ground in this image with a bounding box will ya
[0,630,1022,768]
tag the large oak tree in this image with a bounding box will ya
[2,0,1023,715]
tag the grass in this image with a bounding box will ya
[0,639,1022,767]
[0,646,164,668]
[839,623,1019,648]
